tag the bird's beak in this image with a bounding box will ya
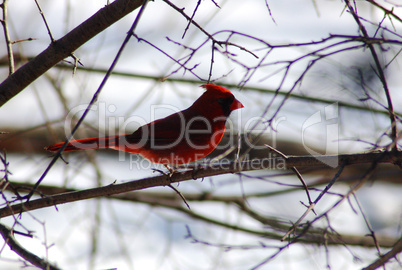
[230,98,244,111]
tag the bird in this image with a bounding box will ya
[45,84,244,165]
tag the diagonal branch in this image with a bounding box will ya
[0,0,144,107]
[362,237,402,270]
[2,182,399,248]
[0,223,60,270]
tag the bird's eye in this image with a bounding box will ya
[217,96,234,116]
[218,98,226,105]
[218,97,233,106]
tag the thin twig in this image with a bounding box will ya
[133,34,203,80]
[1,0,14,74]
[352,193,382,256]
[182,0,201,39]
[282,160,347,240]
[362,237,402,270]
[264,0,277,25]
[163,0,218,43]
[168,184,190,209]
[0,223,61,270]
[311,160,347,205]
[265,144,314,206]
[34,0,55,42]
[366,0,402,23]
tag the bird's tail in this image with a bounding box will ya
[45,135,123,152]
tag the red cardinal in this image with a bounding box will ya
[45,84,244,165]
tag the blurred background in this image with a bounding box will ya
[0,0,401,269]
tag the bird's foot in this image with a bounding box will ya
[152,164,176,179]
[163,164,176,176]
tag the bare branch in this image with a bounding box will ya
[362,237,402,270]
[345,0,398,151]
[1,0,14,74]
[0,223,60,270]
[34,0,55,42]
[1,151,400,218]
[0,0,144,107]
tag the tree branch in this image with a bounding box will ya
[0,151,400,218]
[0,223,60,270]
[1,0,14,74]
[2,181,399,249]
[362,237,402,270]
[0,0,143,107]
